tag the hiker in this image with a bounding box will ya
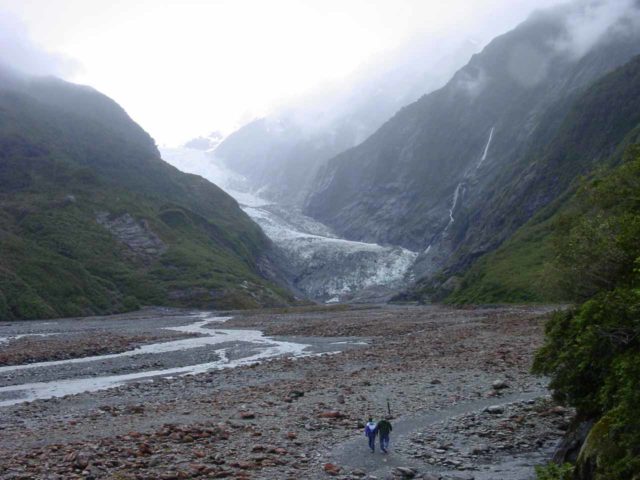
[364,417,377,452]
[377,417,393,453]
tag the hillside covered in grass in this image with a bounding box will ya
[0,67,293,320]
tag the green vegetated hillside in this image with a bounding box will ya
[533,145,640,480]
[0,68,293,320]
[446,54,640,304]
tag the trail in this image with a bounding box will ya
[328,389,547,478]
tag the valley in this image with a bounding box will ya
[1,1,640,478]
[0,305,562,480]
[161,147,419,303]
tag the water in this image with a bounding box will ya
[479,126,495,166]
[443,126,496,235]
[0,314,324,407]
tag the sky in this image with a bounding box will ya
[0,0,569,146]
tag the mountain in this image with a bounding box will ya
[183,131,225,151]
[304,2,640,292]
[443,51,640,303]
[213,37,483,206]
[161,145,419,304]
[0,67,292,320]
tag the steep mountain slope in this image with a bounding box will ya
[0,68,292,320]
[213,38,482,206]
[442,53,640,303]
[304,3,640,284]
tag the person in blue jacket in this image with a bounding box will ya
[364,417,377,452]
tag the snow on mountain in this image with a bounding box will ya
[161,146,418,302]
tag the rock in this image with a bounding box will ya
[393,466,416,478]
[138,443,152,455]
[239,411,256,419]
[319,411,345,419]
[553,418,596,464]
[470,444,490,455]
[337,394,345,404]
[74,452,91,469]
[484,405,505,414]
[491,380,509,390]
[324,463,341,476]
[430,379,442,385]
[442,474,474,480]
[288,390,305,399]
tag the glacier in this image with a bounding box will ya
[161,146,418,302]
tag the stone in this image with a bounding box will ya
[471,444,489,455]
[319,411,345,419]
[484,405,505,414]
[491,380,509,390]
[324,463,341,476]
[393,466,416,478]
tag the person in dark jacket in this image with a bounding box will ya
[377,417,393,453]
[364,417,377,452]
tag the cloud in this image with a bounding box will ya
[453,66,489,99]
[0,11,80,77]
[552,0,640,59]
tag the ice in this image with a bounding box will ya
[161,146,419,301]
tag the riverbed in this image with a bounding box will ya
[0,304,565,479]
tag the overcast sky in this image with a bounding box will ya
[0,0,568,146]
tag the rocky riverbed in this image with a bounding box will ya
[0,304,566,479]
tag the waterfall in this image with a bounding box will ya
[442,126,495,235]
[448,183,463,224]
[478,126,495,167]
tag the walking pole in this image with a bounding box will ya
[387,399,391,417]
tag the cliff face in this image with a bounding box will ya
[0,69,292,320]
[304,4,640,282]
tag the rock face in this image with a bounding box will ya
[303,3,640,282]
[96,212,167,258]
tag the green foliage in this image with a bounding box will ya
[446,213,562,304]
[533,146,640,478]
[535,462,575,480]
[0,72,292,320]
[552,147,640,300]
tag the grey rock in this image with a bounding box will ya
[484,405,505,414]
[491,380,509,390]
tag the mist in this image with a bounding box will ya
[546,0,640,58]
[0,12,79,78]
[0,0,570,146]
